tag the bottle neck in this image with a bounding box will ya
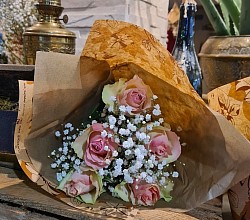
[175,3,196,48]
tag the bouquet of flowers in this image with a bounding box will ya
[49,75,182,206]
[14,20,250,218]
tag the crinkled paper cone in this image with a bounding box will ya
[14,20,250,219]
[208,77,250,219]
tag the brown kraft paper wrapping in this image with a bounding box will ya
[15,20,250,219]
[208,77,250,220]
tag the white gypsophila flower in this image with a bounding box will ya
[63,129,69,135]
[56,159,61,165]
[101,130,107,138]
[51,150,56,156]
[147,160,154,168]
[108,186,115,193]
[152,109,161,116]
[103,123,108,128]
[164,172,170,177]
[153,95,158,100]
[72,134,77,140]
[135,161,143,169]
[126,106,133,114]
[136,132,147,141]
[73,164,80,171]
[172,171,179,178]
[55,131,61,137]
[62,162,69,170]
[56,173,63,182]
[51,163,57,168]
[70,126,74,132]
[60,155,66,162]
[110,96,116,102]
[113,127,118,133]
[108,106,114,112]
[159,177,166,185]
[140,172,147,179]
[123,140,131,149]
[108,115,117,125]
[154,121,161,127]
[63,142,68,147]
[119,114,126,121]
[112,150,118,157]
[139,115,144,121]
[105,159,111,165]
[70,156,76,161]
[104,145,109,151]
[158,164,164,170]
[75,159,81,165]
[116,158,124,166]
[145,114,151,121]
[154,104,160,110]
[125,149,131,156]
[124,174,133,183]
[114,138,120,144]
[147,124,153,131]
[119,128,126,136]
[127,123,136,132]
[159,118,164,124]
[92,120,97,124]
[65,123,72,128]
[63,147,68,155]
[113,169,122,177]
[146,175,153,183]
[119,105,126,112]
[138,145,148,156]
[129,165,137,174]
[108,133,113,138]
[98,169,105,176]
[61,171,67,177]
[161,159,167,166]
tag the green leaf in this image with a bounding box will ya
[160,180,174,202]
[102,79,126,106]
[219,0,240,34]
[199,0,230,35]
[114,182,131,202]
[240,0,250,35]
[57,170,74,190]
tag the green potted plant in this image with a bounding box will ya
[199,1,250,219]
[0,97,18,154]
[198,0,250,91]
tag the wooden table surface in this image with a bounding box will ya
[0,163,228,220]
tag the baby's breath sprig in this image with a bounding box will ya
[49,122,84,182]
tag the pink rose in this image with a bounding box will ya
[72,123,118,170]
[117,75,154,114]
[58,167,103,204]
[64,171,94,197]
[148,127,181,163]
[130,180,160,206]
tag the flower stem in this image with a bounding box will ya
[199,0,230,35]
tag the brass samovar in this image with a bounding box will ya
[23,0,76,65]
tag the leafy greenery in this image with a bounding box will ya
[0,97,18,111]
[199,0,250,35]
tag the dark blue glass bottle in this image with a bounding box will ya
[172,2,202,97]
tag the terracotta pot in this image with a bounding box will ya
[199,36,250,92]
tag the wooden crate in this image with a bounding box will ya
[0,64,34,162]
